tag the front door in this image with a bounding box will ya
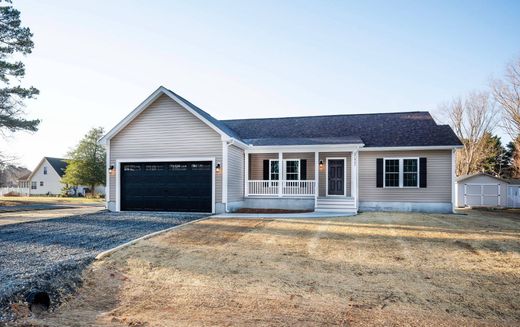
[328,159,345,196]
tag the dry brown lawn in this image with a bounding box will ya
[19,210,520,326]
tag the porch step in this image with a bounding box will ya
[315,197,357,213]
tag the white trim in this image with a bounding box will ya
[325,157,347,197]
[106,140,110,204]
[278,152,283,197]
[360,145,462,151]
[452,149,456,212]
[115,157,216,214]
[314,151,319,206]
[351,150,359,209]
[382,157,420,188]
[247,144,363,153]
[222,141,228,211]
[244,151,249,196]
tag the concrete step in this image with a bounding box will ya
[315,208,357,213]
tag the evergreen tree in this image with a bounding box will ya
[0,0,39,133]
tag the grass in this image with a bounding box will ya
[0,196,104,206]
[20,210,520,326]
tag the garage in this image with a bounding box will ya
[120,161,213,212]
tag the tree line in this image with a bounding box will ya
[438,57,520,178]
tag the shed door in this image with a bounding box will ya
[507,186,520,208]
[120,161,212,212]
[464,184,500,207]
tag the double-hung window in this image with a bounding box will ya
[31,181,37,189]
[269,159,300,181]
[384,158,419,188]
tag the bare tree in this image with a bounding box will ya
[437,91,498,176]
[493,57,520,138]
[492,57,520,177]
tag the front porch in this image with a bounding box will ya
[243,149,359,212]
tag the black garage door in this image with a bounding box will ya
[121,161,212,212]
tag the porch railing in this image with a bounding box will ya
[247,180,316,197]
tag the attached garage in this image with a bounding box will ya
[456,173,507,208]
[118,160,214,212]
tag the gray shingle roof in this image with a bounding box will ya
[45,157,68,177]
[222,111,462,147]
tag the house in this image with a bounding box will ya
[456,172,520,208]
[99,86,463,214]
[18,157,105,196]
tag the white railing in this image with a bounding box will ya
[247,180,316,197]
[0,187,30,196]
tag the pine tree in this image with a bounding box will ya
[0,0,39,133]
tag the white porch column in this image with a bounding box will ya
[278,152,283,197]
[244,151,249,197]
[314,151,319,205]
[351,150,359,207]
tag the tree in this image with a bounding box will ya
[62,127,106,196]
[493,57,520,139]
[438,91,498,176]
[506,138,520,178]
[0,0,39,134]
[479,133,509,177]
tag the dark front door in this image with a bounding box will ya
[120,161,212,212]
[328,159,345,195]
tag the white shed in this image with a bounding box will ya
[456,173,510,208]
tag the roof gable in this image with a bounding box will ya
[27,157,68,181]
[99,86,241,144]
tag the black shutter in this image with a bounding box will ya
[300,160,307,180]
[263,160,269,180]
[419,157,427,188]
[376,158,384,188]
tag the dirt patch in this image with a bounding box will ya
[19,210,520,326]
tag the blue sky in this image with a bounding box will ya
[3,0,520,168]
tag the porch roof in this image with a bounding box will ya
[242,136,363,146]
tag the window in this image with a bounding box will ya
[285,160,300,180]
[43,166,47,175]
[384,159,400,187]
[31,181,37,189]
[269,159,300,180]
[384,158,419,188]
[269,160,279,181]
[40,181,44,187]
[403,159,418,187]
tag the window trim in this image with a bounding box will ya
[383,157,420,189]
[31,181,37,190]
[268,159,301,181]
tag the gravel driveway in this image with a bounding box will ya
[0,210,207,321]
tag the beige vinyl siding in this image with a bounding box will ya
[358,150,452,203]
[227,144,244,202]
[109,94,223,202]
[248,152,315,180]
[318,152,351,197]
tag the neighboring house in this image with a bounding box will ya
[99,86,463,214]
[18,157,105,196]
[456,172,520,208]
